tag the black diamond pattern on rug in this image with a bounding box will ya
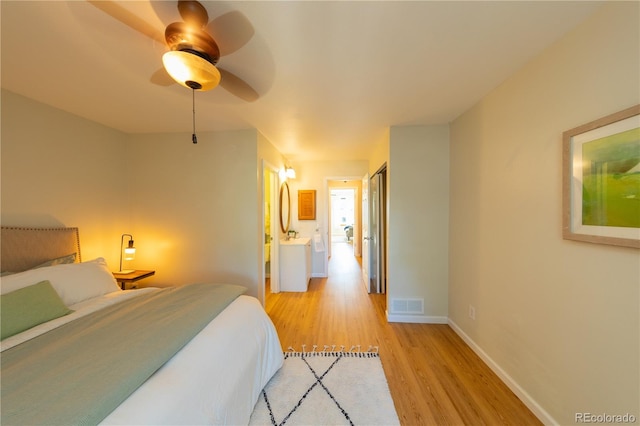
[250,350,399,426]
[262,353,352,426]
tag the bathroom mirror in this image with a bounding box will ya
[279,181,291,233]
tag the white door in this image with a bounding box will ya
[361,174,371,293]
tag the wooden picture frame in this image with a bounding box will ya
[562,104,640,248]
[298,190,316,220]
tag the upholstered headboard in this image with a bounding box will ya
[1,227,81,273]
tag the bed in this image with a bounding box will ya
[0,226,284,425]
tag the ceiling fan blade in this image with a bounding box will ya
[150,68,175,87]
[219,68,259,102]
[207,11,255,56]
[87,1,164,45]
[178,1,209,28]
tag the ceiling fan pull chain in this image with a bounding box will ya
[192,88,198,144]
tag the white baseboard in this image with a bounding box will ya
[386,311,448,324]
[447,319,557,426]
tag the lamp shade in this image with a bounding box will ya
[119,234,136,273]
[124,244,136,261]
[162,50,221,91]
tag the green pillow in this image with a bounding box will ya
[33,253,77,269]
[1,280,73,340]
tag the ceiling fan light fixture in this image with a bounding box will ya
[162,50,221,91]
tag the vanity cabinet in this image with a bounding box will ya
[280,238,311,292]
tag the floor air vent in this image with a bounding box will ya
[390,298,424,314]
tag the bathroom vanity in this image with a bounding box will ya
[280,237,311,291]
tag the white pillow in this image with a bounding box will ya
[0,258,121,306]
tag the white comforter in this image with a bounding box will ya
[2,289,284,425]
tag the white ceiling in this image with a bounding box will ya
[1,1,603,161]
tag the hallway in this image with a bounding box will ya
[265,241,540,425]
[266,241,379,346]
[326,240,364,291]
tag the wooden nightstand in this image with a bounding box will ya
[113,270,155,290]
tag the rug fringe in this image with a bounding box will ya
[286,344,380,357]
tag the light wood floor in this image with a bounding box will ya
[265,242,541,425]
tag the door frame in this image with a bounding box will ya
[262,160,280,298]
[329,187,358,246]
[325,176,363,277]
[361,173,370,292]
[369,168,387,293]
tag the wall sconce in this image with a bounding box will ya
[278,165,296,182]
[119,234,136,274]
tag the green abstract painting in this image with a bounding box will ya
[581,127,640,228]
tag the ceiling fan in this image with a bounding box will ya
[89,0,259,102]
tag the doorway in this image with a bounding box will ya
[263,164,279,296]
[368,167,387,294]
[362,166,387,294]
[327,179,362,268]
[330,188,355,249]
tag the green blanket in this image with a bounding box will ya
[1,283,246,426]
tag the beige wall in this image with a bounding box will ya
[1,90,129,267]
[387,125,450,322]
[449,2,639,423]
[368,129,390,177]
[1,91,275,302]
[125,129,264,299]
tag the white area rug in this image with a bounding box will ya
[249,349,400,426]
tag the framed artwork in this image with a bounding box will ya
[298,190,316,220]
[562,105,640,248]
